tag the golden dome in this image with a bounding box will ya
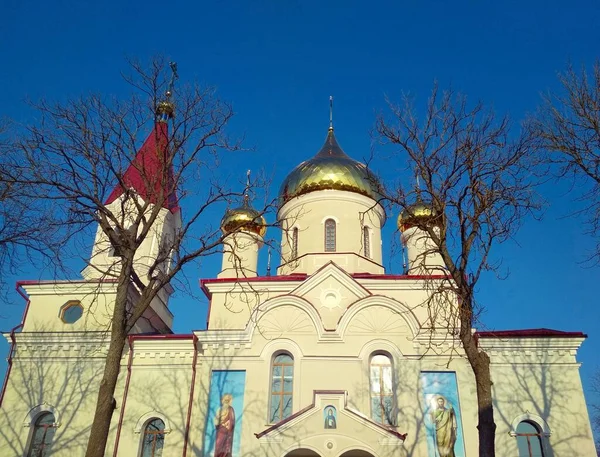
[397,200,439,231]
[156,100,175,120]
[221,199,267,237]
[279,129,381,205]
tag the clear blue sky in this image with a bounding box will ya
[1,0,599,423]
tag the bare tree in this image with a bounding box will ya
[2,57,272,457]
[0,120,70,298]
[376,85,541,457]
[530,62,600,261]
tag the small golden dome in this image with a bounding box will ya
[156,101,175,120]
[397,201,439,231]
[221,200,267,238]
[279,129,381,205]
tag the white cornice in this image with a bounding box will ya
[21,281,119,296]
[203,281,301,295]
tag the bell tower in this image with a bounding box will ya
[82,64,182,282]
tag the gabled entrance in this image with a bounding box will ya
[256,391,405,457]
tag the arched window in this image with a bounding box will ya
[324,219,336,252]
[270,353,294,423]
[140,418,166,457]
[363,227,371,258]
[369,354,395,425]
[292,227,299,259]
[27,412,56,457]
[516,421,545,457]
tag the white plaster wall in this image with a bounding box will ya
[83,196,181,282]
[401,226,446,274]
[219,232,263,279]
[278,190,386,275]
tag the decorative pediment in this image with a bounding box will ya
[255,391,405,456]
[291,262,371,330]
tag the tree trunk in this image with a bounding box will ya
[462,330,496,457]
[85,261,133,457]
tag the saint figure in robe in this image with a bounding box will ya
[430,396,457,457]
[324,407,337,429]
[214,394,235,457]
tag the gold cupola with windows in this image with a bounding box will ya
[279,127,382,205]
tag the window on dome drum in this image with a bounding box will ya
[363,227,371,258]
[141,418,166,457]
[324,219,336,252]
[270,353,294,423]
[59,300,83,324]
[27,412,56,457]
[516,421,545,457]
[370,354,395,426]
[292,227,299,259]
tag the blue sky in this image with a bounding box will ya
[1,0,599,425]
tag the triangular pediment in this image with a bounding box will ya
[290,262,371,330]
[256,391,406,449]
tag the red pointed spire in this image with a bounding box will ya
[105,121,179,213]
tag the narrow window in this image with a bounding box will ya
[363,227,371,258]
[370,354,395,426]
[270,353,294,423]
[324,219,336,252]
[141,418,166,457]
[292,227,299,259]
[27,412,56,457]
[516,421,545,457]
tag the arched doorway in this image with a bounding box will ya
[285,448,321,457]
[338,450,376,457]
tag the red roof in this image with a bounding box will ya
[105,122,179,212]
[476,328,587,339]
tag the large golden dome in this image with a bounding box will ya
[279,129,381,205]
[221,197,267,237]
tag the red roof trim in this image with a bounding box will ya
[199,274,308,298]
[129,334,194,341]
[476,328,587,339]
[254,390,407,440]
[352,273,450,280]
[17,279,119,286]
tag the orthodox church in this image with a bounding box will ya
[0,101,596,457]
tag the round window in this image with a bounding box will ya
[60,301,83,324]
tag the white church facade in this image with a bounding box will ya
[0,116,596,457]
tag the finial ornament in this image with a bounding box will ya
[156,61,178,122]
[167,62,179,98]
[329,95,334,131]
[243,170,251,206]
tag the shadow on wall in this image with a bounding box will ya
[0,326,105,456]
[493,339,594,457]
[125,337,311,457]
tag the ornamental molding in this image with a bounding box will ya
[291,262,371,302]
[21,281,119,296]
[203,281,300,296]
[23,403,61,428]
[355,277,455,291]
[478,337,584,354]
[133,411,172,434]
[508,411,551,437]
